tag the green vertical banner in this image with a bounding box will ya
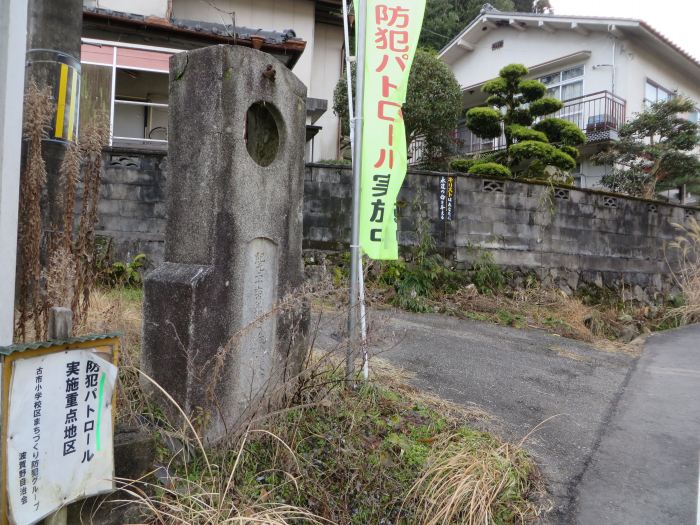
[359,0,426,260]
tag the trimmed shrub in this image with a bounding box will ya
[450,158,475,173]
[508,124,549,143]
[499,63,528,83]
[549,149,577,171]
[560,144,580,159]
[466,107,503,138]
[509,140,559,163]
[482,77,508,95]
[529,97,564,117]
[470,162,513,178]
[533,118,586,146]
[518,79,547,102]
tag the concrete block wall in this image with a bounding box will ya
[304,164,700,294]
[94,150,700,294]
[96,148,167,264]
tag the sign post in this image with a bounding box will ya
[347,0,426,378]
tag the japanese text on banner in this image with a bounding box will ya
[359,0,426,259]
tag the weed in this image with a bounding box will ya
[666,217,700,324]
[470,251,508,294]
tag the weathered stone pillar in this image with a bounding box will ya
[142,45,309,442]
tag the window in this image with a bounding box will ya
[538,65,584,101]
[644,80,673,107]
[80,39,177,148]
[538,65,584,127]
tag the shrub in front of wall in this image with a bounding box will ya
[450,158,476,173]
[469,162,513,179]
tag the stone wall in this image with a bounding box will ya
[95,150,700,296]
[304,163,700,297]
[96,147,167,264]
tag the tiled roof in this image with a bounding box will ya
[83,7,306,66]
[441,8,700,72]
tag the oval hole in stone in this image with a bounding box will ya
[245,101,280,167]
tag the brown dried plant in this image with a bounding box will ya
[667,217,700,324]
[59,140,81,250]
[72,114,110,325]
[15,83,53,341]
[15,89,110,340]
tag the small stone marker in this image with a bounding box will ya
[142,45,309,442]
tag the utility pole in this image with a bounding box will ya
[23,0,83,259]
[0,0,29,345]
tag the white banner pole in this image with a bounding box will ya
[342,0,369,381]
[346,0,366,382]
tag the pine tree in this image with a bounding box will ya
[595,97,700,199]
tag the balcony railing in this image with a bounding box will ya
[408,91,627,165]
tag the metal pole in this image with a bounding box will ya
[347,0,366,381]
[342,0,369,381]
[0,0,28,346]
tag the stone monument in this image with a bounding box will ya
[142,45,309,442]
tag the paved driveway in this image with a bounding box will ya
[317,310,699,524]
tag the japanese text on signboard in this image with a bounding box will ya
[359,0,426,259]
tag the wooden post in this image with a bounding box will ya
[44,307,72,525]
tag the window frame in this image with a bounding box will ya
[80,38,179,147]
[643,78,674,107]
[537,64,585,102]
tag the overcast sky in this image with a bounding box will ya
[551,0,700,61]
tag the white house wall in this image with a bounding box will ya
[309,22,343,161]
[171,0,316,89]
[447,26,617,95]
[84,0,169,18]
[616,39,700,117]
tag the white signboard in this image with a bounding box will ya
[5,350,117,525]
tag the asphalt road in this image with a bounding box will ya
[573,323,700,525]
[316,309,699,524]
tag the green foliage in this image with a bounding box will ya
[466,107,503,139]
[528,97,564,116]
[469,250,508,294]
[98,253,147,288]
[499,63,529,84]
[482,77,509,96]
[225,373,537,524]
[95,235,147,288]
[549,148,577,171]
[507,124,548,143]
[518,79,547,102]
[418,0,516,51]
[470,162,513,178]
[377,192,464,312]
[465,63,585,181]
[509,140,558,161]
[560,144,579,159]
[333,50,462,163]
[594,97,700,197]
[450,157,476,173]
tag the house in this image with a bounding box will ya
[79,0,345,161]
[438,6,700,192]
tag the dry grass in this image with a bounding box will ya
[15,82,53,341]
[403,433,540,525]
[74,287,146,424]
[75,287,542,525]
[667,217,700,325]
